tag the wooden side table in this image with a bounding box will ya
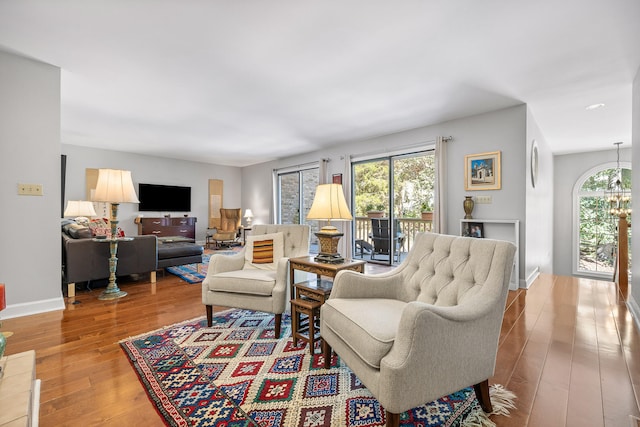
[290,298,322,353]
[288,256,366,302]
[288,257,365,354]
[291,279,334,354]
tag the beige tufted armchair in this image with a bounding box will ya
[203,224,310,337]
[320,232,516,427]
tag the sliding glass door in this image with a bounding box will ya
[352,151,434,265]
[277,167,319,248]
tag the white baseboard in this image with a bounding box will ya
[520,267,540,289]
[1,297,65,320]
[628,295,640,333]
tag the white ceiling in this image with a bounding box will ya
[1,1,638,167]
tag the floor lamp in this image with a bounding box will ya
[306,183,353,264]
[92,169,139,300]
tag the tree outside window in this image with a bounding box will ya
[577,167,631,275]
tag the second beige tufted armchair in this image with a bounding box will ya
[203,224,310,337]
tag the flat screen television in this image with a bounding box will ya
[138,183,191,212]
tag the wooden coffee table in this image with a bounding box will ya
[289,257,365,354]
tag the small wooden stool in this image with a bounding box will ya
[290,298,322,354]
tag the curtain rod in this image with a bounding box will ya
[273,160,321,173]
[350,138,448,162]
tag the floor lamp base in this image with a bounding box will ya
[98,289,128,300]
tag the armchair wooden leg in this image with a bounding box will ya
[322,339,332,369]
[473,379,493,413]
[206,305,213,327]
[274,313,282,338]
[385,410,400,427]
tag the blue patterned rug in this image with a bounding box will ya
[166,250,243,283]
[120,309,515,426]
[165,254,211,283]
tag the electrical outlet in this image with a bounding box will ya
[17,183,43,196]
[475,195,492,204]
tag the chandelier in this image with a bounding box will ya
[605,142,631,218]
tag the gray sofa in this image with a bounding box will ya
[62,228,158,297]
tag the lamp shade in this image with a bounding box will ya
[64,200,97,217]
[244,209,254,218]
[92,169,140,204]
[307,184,353,222]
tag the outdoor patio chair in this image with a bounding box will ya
[370,218,405,262]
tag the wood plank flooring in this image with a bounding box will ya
[2,265,640,426]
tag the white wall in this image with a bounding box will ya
[0,50,64,318]
[631,66,640,322]
[525,109,554,284]
[62,144,243,243]
[553,147,632,277]
[243,105,530,284]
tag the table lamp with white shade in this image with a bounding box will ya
[306,183,353,264]
[63,200,97,225]
[244,209,254,227]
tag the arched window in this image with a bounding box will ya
[574,163,632,278]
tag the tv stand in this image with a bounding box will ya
[138,216,196,240]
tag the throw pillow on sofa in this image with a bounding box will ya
[88,218,125,238]
[89,218,111,237]
[62,221,92,239]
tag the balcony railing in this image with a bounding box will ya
[354,216,433,256]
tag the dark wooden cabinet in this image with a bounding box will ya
[138,217,197,239]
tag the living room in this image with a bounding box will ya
[1,2,640,425]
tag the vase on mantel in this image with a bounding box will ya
[463,196,474,219]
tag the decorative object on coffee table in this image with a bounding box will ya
[91,169,139,300]
[306,183,353,264]
[463,195,474,219]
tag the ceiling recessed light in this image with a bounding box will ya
[586,103,605,110]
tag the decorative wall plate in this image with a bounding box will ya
[531,140,539,188]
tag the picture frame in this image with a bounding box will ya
[464,151,501,191]
[463,222,484,238]
[332,173,342,185]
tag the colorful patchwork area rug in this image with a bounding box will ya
[120,309,515,427]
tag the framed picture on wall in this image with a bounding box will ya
[332,174,342,185]
[464,151,501,191]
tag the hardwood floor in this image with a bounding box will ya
[2,266,640,426]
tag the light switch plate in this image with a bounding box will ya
[475,195,492,204]
[18,183,43,196]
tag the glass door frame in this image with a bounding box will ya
[351,147,435,266]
